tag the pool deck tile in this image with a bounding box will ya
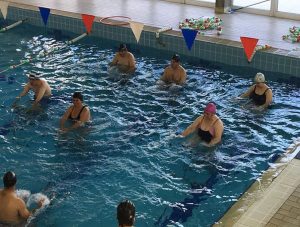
[233,159,300,227]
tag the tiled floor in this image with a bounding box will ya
[7,0,300,50]
[233,159,300,227]
[266,184,300,227]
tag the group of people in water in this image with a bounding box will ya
[1,43,273,226]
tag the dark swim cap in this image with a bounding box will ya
[73,92,83,101]
[3,171,17,188]
[171,54,180,62]
[117,200,135,226]
[118,44,127,52]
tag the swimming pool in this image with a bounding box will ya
[0,24,300,227]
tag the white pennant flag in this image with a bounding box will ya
[0,1,9,19]
[130,21,144,43]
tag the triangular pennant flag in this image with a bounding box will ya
[130,21,144,43]
[0,1,9,20]
[240,37,259,62]
[39,7,50,26]
[81,14,95,33]
[181,29,198,51]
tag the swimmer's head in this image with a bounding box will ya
[72,92,83,102]
[254,72,265,83]
[117,200,135,226]
[118,44,127,52]
[171,54,181,62]
[204,102,216,114]
[27,71,40,80]
[3,171,17,188]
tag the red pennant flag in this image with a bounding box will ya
[81,14,95,33]
[240,37,259,62]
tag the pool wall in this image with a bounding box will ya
[2,2,300,80]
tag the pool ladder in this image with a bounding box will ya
[155,27,172,47]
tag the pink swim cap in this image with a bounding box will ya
[204,103,216,114]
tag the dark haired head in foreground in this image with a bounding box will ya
[117,200,135,227]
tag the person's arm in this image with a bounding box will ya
[208,119,224,146]
[60,106,72,130]
[160,67,169,83]
[181,116,203,137]
[17,199,31,220]
[127,53,136,73]
[263,88,272,108]
[178,68,187,85]
[110,53,119,66]
[240,85,255,98]
[16,83,31,99]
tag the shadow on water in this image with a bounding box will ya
[154,144,234,227]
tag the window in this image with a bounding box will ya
[233,0,270,10]
[278,0,300,14]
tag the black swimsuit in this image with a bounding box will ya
[68,105,87,121]
[250,85,270,106]
[197,118,219,143]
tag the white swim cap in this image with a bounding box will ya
[254,72,265,83]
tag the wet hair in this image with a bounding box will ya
[171,54,180,62]
[119,44,127,52]
[3,171,17,188]
[117,200,135,226]
[72,92,83,101]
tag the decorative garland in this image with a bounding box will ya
[179,17,223,35]
[282,26,300,43]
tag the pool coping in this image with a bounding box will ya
[3,1,300,80]
[213,138,300,227]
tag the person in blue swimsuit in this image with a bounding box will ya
[60,92,91,132]
[181,103,224,146]
[240,72,272,109]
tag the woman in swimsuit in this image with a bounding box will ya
[60,92,91,131]
[240,72,272,108]
[181,103,224,146]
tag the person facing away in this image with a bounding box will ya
[158,54,186,85]
[117,200,135,227]
[181,103,224,146]
[0,171,43,225]
[16,71,51,107]
[60,92,91,131]
[240,72,272,108]
[110,44,136,74]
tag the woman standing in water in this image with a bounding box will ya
[181,103,224,146]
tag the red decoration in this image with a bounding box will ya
[82,14,95,33]
[240,37,259,62]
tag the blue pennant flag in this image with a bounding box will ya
[181,29,198,51]
[39,7,51,26]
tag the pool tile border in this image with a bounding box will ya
[2,2,300,80]
[213,138,300,227]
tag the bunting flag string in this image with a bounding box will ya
[129,21,144,43]
[181,29,198,50]
[240,36,259,62]
[0,1,9,19]
[81,14,95,33]
[39,7,51,26]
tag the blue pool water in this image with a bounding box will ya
[0,24,300,227]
